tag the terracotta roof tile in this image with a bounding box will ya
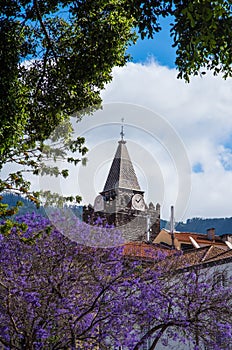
[167,245,231,270]
[174,232,224,245]
[123,242,176,260]
[204,248,232,262]
[202,246,227,261]
[122,241,232,271]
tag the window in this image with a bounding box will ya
[180,243,194,251]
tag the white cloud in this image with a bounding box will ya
[99,62,232,221]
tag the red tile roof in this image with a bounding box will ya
[122,242,176,260]
[165,245,232,270]
[174,232,225,245]
[204,248,232,262]
[122,241,232,270]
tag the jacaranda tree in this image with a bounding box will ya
[0,212,231,349]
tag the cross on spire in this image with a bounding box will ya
[120,118,125,141]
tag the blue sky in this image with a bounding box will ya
[127,17,176,68]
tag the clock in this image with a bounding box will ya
[94,195,104,212]
[131,194,145,211]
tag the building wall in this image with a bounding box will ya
[147,259,232,350]
[83,200,160,243]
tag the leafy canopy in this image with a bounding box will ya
[0,0,232,212]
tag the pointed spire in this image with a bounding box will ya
[102,125,141,193]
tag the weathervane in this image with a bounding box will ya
[120,117,125,141]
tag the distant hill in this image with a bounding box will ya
[1,193,83,220]
[1,193,46,217]
[161,217,232,235]
[2,194,232,234]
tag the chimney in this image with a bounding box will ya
[170,206,175,249]
[146,215,151,242]
[207,228,215,241]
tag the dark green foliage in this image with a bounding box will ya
[1,0,232,216]
[171,0,232,81]
[0,0,136,214]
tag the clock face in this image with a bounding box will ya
[94,195,104,212]
[131,194,145,211]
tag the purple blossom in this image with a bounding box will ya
[0,213,230,349]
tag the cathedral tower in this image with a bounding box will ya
[90,127,160,242]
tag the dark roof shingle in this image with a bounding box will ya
[103,140,141,192]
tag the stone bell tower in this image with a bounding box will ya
[91,124,160,242]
